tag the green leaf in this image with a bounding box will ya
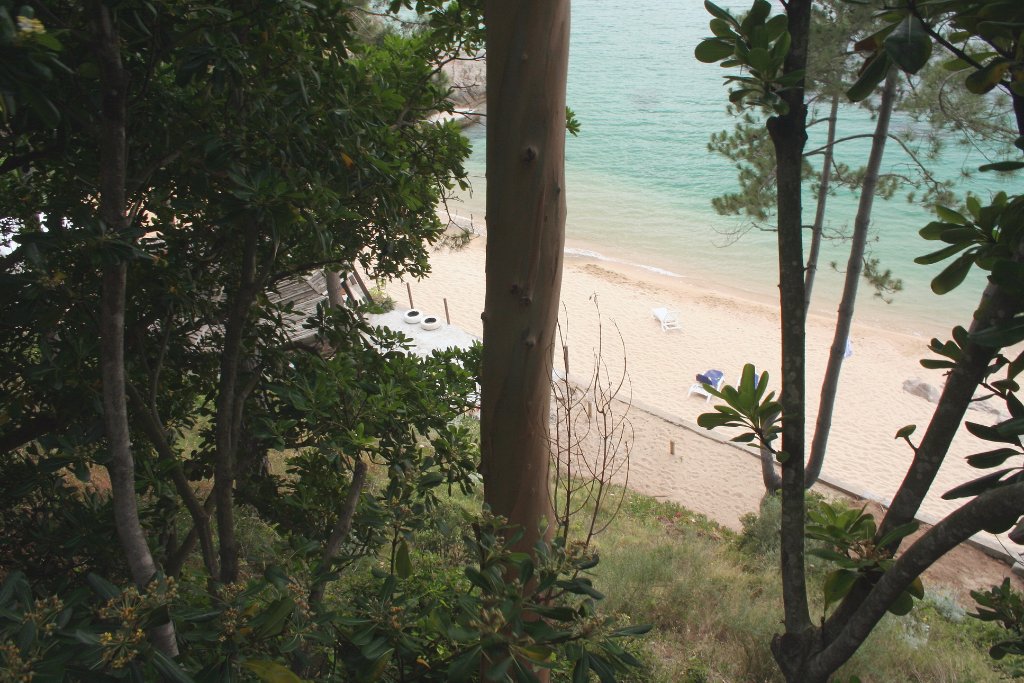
[741,0,772,33]
[965,58,1010,94]
[990,260,1024,289]
[250,597,295,639]
[152,651,196,683]
[448,647,481,682]
[883,15,932,74]
[86,573,121,600]
[847,52,890,102]
[764,14,788,43]
[710,18,735,39]
[695,38,734,64]
[611,623,653,637]
[942,57,972,71]
[942,469,1016,499]
[919,221,959,240]
[242,661,304,683]
[935,205,969,224]
[824,569,858,607]
[966,420,1022,445]
[966,448,1022,469]
[930,252,975,295]
[939,226,980,244]
[748,47,773,74]
[971,318,1024,349]
[572,652,590,683]
[487,656,514,681]
[697,412,743,430]
[877,521,919,548]
[915,242,969,265]
[998,417,1024,437]
[887,590,915,616]
[808,548,858,566]
[518,645,555,665]
[979,161,1024,173]
[895,424,916,439]
[589,653,617,683]
[919,358,956,370]
[395,540,412,579]
[704,0,737,25]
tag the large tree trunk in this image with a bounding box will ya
[806,69,898,485]
[764,0,813,677]
[94,1,178,656]
[479,0,569,560]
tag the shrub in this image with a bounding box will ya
[365,284,396,314]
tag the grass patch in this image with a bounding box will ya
[555,485,1017,682]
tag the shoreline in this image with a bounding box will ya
[388,225,1018,559]
[440,206,963,344]
[441,194,981,342]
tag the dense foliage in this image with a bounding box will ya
[0,1,643,680]
[696,0,1024,681]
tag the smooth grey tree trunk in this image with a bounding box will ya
[804,92,840,312]
[94,1,178,656]
[479,0,569,557]
[806,69,898,485]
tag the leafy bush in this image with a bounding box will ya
[365,284,396,314]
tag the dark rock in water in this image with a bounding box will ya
[903,378,940,403]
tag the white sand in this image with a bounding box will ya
[384,227,1016,550]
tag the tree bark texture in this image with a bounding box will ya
[480,0,569,559]
[765,0,813,653]
[806,70,897,485]
[94,1,178,656]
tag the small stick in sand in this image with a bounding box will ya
[406,282,414,308]
[670,440,675,456]
[444,297,451,324]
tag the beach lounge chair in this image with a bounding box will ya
[688,369,725,403]
[651,307,681,331]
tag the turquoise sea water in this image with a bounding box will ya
[452,0,1018,336]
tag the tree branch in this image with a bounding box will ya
[126,382,219,578]
[812,482,1024,680]
[309,458,368,605]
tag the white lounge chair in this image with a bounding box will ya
[651,307,681,331]
[688,369,725,403]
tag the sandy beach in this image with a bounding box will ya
[382,219,1019,577]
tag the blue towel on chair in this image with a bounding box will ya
[696,369,723,386]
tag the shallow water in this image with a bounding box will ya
[452,0,1018,337]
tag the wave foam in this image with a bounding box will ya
[564,246,683,278]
